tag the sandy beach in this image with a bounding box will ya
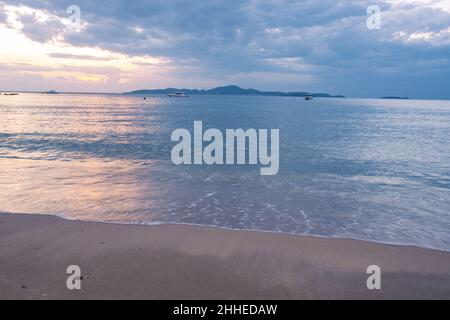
[0,212,449,299]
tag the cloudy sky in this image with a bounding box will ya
[0,0,449,98]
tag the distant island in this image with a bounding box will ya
[124,85,345,98]
[381,96,409,100]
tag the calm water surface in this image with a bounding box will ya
[1,93,449,250]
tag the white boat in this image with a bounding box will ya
[168,92,189,98]
[304,93,313,100]
[42,90,59,94]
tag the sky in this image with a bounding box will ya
[0,0,449,99]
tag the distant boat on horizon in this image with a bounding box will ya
[304,93,313,100]
[42,90,59,94]
[381,96,409,100]
[168,92,189,98]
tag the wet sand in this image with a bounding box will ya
[0,212,449,299]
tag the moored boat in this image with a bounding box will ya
[168,92,189,98]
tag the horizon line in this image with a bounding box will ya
[2,89,449,101]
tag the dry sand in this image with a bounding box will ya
[0,212,449,299]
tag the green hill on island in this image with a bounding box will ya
[124,85,345,98]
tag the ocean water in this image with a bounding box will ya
[1,93,450,251]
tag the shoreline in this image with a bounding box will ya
[1,212,449,299]
[32,213,450,254]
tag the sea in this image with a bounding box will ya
[1,93,449,251]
